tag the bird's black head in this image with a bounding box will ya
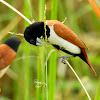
[24,22,50,46]
[3,37,21,52]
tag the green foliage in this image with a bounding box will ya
[95,79,100,100]
[48,0,58,100]
[0,0,100,100]
[24,0,32,100]
[37,0,46,100]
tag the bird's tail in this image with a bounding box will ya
[79,48,97,76]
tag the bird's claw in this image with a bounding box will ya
[59,56,68,64]
[59,55,74,64]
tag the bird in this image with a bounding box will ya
[0,37,21,78]
[24,20,96,76]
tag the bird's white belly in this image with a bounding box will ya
[48,26,81,54]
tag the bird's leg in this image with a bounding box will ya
[59,55,75,64]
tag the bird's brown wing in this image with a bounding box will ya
[46,20,97,75]
[0,44,16,70]
[46,20,88,49]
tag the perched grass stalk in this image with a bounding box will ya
[23,0,32,100]
[88,0,100,19]
[55,49,92,100]
[65,60,91,100]
[37,0,46,100]
[49,0,58,100]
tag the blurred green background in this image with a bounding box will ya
[0,0,100,100]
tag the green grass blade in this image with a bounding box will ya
[37,0,46,100]
[51,0,58,19]
[37,47,45,100]
[95,79,100,100]
[24,0,31,100]
[23,42,30,100]
[39,0,46,21]
[48,0,58,100]
[48,50,57,100]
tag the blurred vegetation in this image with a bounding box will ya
[0,0,100,100]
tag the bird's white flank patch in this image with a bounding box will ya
[48,26,81,54]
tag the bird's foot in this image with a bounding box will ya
[59,55,74,64]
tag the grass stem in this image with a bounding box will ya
[23,0,32,100]
[37,0,46,100]
[56,49,92,100]
[48,0,58,100]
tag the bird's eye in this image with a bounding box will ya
[30,39,34,44]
